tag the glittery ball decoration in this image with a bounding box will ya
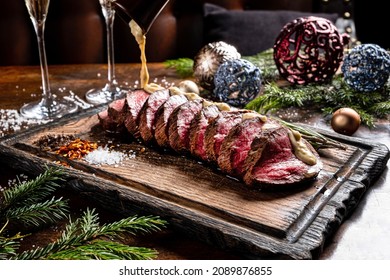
[193,41,241,91]
[341,44,390,92]
[213,59,262,107]
[273,16,349,85]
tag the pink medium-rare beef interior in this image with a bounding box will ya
[124,89,150,136]
[244,127,321,187]
[218,117,275,177]
[189,104,220,161]
[138,88,170,143]
[168,98,204,153]
[154,94,188,147]
[205,110,250,162]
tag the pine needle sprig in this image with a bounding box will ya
[369,101,390,118]
[46,240,158,260]
[2,166,65,209]
[247,75,390,127]
[4,197,69,228]
[0,238,19,260]
[15,208,167,260]
[95,214,168,238]
[246,82,315,114]
[164,58,194,78]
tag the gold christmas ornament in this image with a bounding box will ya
[331,108,361,136]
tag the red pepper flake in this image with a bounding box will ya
[55,138,98,160]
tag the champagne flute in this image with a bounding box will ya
[85,0,125,105]
[21,0,78,120]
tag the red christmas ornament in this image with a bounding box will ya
[273,16,349,85]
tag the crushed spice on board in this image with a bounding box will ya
[55,138,98,159]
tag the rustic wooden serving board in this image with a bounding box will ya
[0,106,389,259]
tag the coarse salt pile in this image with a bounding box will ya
[84,146,129,166]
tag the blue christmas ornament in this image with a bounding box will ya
[213,59,262,107]
[342,44,390,92]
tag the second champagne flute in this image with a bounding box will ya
[85,0,125,105]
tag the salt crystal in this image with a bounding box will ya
[0,109,50,138]
[84,146,129,166]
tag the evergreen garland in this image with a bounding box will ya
[164,49,390,127]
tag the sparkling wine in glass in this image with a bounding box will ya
[85,0,126,105]
[21,0,78,120]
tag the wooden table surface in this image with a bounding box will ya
[0,63,389,260]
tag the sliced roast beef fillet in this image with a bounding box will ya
[98,109,121,133]
[168,98,204,153]
[242,126,322,188]
[217,115,280,177]
[106,98,127,132]
[137,88,170,143]
[123,89,150,138]
[154,93,188,147]
[204,110,250,162]
[189,103,221,161]
[107,98,126,121]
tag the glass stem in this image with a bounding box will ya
[34,20,54,108]
[105,11,117,92]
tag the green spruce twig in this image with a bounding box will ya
[2,166,65,209]
[15,208,167,260]
[4,197,69,228]
[46,240,158,260]
[246,75,390,127]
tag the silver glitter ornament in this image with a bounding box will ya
[342,44,390,92]
[213,59,262,107]
[193,41,241,91]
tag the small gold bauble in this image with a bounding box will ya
[331,108,361,136]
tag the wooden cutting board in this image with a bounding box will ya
[0,106,389,259]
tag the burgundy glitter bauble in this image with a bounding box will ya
[273,16,349,85]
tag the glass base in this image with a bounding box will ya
[85,87,126,105]
[20,99,78,120]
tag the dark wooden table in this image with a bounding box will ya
[0,63,389,260]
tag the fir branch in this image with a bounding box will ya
[247,76,390,127]
[246,82,313,114]
[95,214,168,238]
[164,58,194,78]
[5,197,69,228]
[15,209,167,260]
[369,101,390,118]
[46,240,158,260]
[0,238,19,260]
[2,166,65,209]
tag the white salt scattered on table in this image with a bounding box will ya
[0,109,50,137]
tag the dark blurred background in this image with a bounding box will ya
[0,0,387,66]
